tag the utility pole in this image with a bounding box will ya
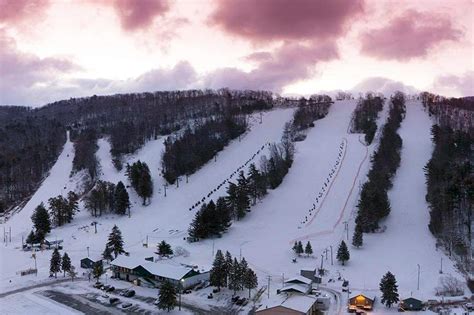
[87,246,90,257]
[9,227,11,243]
[176,177,181,188]
[440,257,443,274]
[417,264,420,290]
[186,174,189,183]
[146,235,149,248]
[260,112,263,124]
[212,240,215,258]
[325,248,328,261]
[330,245,333,265]
[320,254,324,271]
[267,275,271,298]
[343,221,349,241]
[163,183,168,197]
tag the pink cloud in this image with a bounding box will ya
[433,71,474,97]
[111,0,170,31]
[360,10,462,61]
[0,30,78,105]
[210,0,364,43]
[351,77,418,96]
[205,41,338,91]
[0,0,49,25]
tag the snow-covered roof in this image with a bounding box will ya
[280,284,310,294]
[110,255,193,280]
[350,291,376,301]
[285,275,312,285]
[110,255,144,270]
[142,261,193,281]
[257,294,317,313]
[82,254,103,262]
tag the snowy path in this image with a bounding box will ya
[346,101,462,297]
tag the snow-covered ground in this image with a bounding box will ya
[0,101,468,314]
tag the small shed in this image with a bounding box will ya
[348,292,375,310]
[80,256,103,269]
[399,297,423,311]
[256,294,319,315]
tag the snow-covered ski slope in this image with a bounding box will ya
[0,100,465,310]
[346,101,461,296]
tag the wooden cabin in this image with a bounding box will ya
[348,292,375,311]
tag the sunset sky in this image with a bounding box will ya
[0,0,473,106]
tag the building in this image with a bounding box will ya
[110,255,209,289]
[256,294,320,315]
[399,297,423,311]
[278,276,312,295]
[348,292,375,311]
[80,256,103,269]
[300,268,322,284]
[44,239,63,250]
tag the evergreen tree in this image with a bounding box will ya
[224,251,233,287]
[66,191,79,223]
[158,280,177,312]
[102,246,113,262]
[380,271,399,308]
[158,240,173,257]
[216,197,232,234]
[243,267,258,298]
[305,241,313,256]
[114,181,130,216]
[127,161,153,205]
[92,262,104,283]
[210,250,226,290]
[292,241,298,255]
[107,225,125,258]
[61,252,71,277]
[26,230,37,244]
[228,258,242,293]
[226,182,239,219]
[188,208,205,240]
[31,203,51,240]
[337,240,350,265]
[296,241,304,256]
[50,248,61,278]
[352,225,363,248]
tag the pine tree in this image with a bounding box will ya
[61,252,71,277]
[226,182,239,219]
[126,161,153,205]
[210,250,226,290]
[66,191,79,223]
[224,251,233,287]
[158,280,177,312]
[114,181,130,216]
[235,172,251,219]
[305,241,313,256]
[352,225,363,248]
[296,241,304,256]
[380,271,399,308]
[188,208,204,240]
[158,240,173,257]
[216,197,232,234]
[31,203,51,240]
[26,230,37,244]
[50,248,61,278]
[337,240,350,265]
[102,246,113,262]
[107,225,125,258]
[243,267,258,298]
[292,241,298,255]
[92,262,104,283]
[229,258,242,293]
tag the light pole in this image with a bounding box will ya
[179,279,184,310]
[417,264,420,290]
[440,257,443,274]
[330,246,333,265]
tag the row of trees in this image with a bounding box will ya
[350,94,384,144]
[425,125,473,266]
[292,241,313,256]
[354,92,406,237]
[292,98,331,133]
[28,192,79,244]
[161,114,247,184]
[188,122,295,240]
[126,161,153,205]
[50,249,75,279]
[210,250,258,298]
[71,129,99,185]
[84,180,130,217]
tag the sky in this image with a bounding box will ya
[0,0,473,106]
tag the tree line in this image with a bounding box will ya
[292,96,332,136]
[209,250,258,298]
[354,92,406,241]
[350,93,384,144]
[188,127,295,240]
[126,161,153,205]
[27,192,79,244]
[84,180,131,217]
[162,114,247,184]
[424,124,473,272]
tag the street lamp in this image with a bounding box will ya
[179,279,184,310]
